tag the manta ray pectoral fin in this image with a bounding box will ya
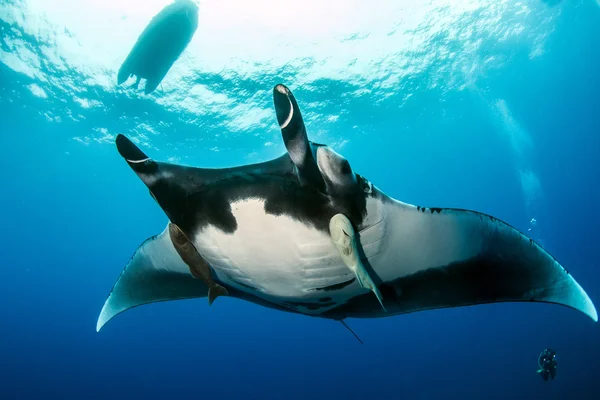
[96,227,209,332]
[332,204,597,322]
[116,133,150,164]
[329,213,387,312]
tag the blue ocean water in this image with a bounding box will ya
[1,0,599,398]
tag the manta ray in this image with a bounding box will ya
[97,84,597,336]
[117,0,199,94]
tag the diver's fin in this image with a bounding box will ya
[208,284,229,306]
[329,213,387,312]
[96,227,208,332]
[340,320,364,344]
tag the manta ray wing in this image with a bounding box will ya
[323,198,598,323]
[96,227,208,332]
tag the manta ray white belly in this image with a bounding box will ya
[190,198,353,299]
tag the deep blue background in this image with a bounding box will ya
[0,1,598,399]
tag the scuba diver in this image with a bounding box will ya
[537,348,557,381]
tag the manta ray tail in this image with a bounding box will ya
[340,320,364,345]
[96,227,209,332]
[208,285,229,306]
